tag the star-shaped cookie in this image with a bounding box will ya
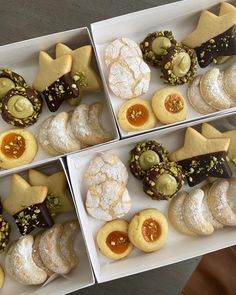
[28,169,74,214]
[3,174,48,215]
[219,2,236,16]
[56,43,101,94]
[169,127,230,162]
[201,122,236,165]
[33,51,72,92]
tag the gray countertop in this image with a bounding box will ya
[0,0,200,294]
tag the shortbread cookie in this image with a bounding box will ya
[223,63,236,101]
[0,264,4,288]
[118,98,157,132]
[86,180,131,221]
[84,153,129,187]
[29,170,74,215]
[71,103,112,146]
[108,56,150,99]
[140,31,177,67]
[128,208,168,253]
[168,192,196,236]
[208,179,236,226]
[0,199,11,253]
[96,219,133,260]
[183,188,214,235]
[169,127,232,186]
[0,129,37,169]
[38,116,60,157]
[200,68,232,110]
[60,220,80,269]
[3,174,54,235]
[5,235,47,285]
[129,140,168,180]
[151,87,188,124]
[47,112,81,154]
[39,224,71,274]
[187,75,217,114]
[105,37,142,67]
[56,43,101,94]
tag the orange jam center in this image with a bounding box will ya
[1,133,25,159]
[142,218,161,242]
[164,94,184,113]
[106,231,130,254]
[126,104,149,126]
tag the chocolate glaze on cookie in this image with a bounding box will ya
[41,73,79,112]
[143,162,185,200]
[14,202,54,235]
[195,26,236,68]
[179,151,232,187]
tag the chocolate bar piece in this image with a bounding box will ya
[41,73,79,112]
[14,202,54,235]
[179,151,232,186]
[195,26,236,68]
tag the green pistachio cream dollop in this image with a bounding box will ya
[0,78,15,99]
[139,150,160,171]
[7,95,34,118]
[155,173,178,196]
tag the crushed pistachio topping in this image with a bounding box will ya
[46,193,62,210]
[0,214,10,253]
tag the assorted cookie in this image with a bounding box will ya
[0,264,4,289]
[0,199,10,253]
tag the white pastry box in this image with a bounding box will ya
[67,112,236,283]
[0,158,95,295]
[91,0,236,139]
[0,27,119,178]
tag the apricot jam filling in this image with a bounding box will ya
[142,218,161,242]
[1,133,25,159]
[164,94,184,113]
[126,104,149,126]
[106,231,130,254]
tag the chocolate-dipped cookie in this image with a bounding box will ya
[1,87,42,127]
[160,45,197,85]
[143,162,185,200]
[140,31,177,67]
[129,141,169,180]
[0,200,10,253]
[0,69,27,101]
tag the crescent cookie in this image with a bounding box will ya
[108,56,150,99]
[200,68,232,110]
[223,63,236,101]
[105,37,142,67]
[187,75,217,114]
[183,188,214,235]
[208,179,236,226]
[96,219,133,260]
[86,180,131,221]
[168,191,196,236]
[227,178,236,214]
[128,208,168,252]
[84,153,129,187]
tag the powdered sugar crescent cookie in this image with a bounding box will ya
[5,235,47,285]
[168,191,196,236]
[86,180,131,221]
[208,179,236,226]
[109,56,150,99]
[187,75,217,114]
[227,178,236,214]
[105,37,142,67]
[200,68,231,110]
[38,116,60,157]
[71,103,112,146]
[183,188,214,235]
[84,153,129,187]
[48,112,81,154]
[223,63,236,101]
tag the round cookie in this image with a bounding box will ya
[160,45,197,85]
[140,31,177,67]
[168,191,196,236]
[84,153,129,187]
[143,162,185,200]
[200,68,232,110]
[86,180,131,221]
[151,87,187,124]
[129,140,168,180]
[117,98,157,132]
[128,208,168,252]
[223,62,236,101]
[0,129,37,169]
[96,219,133,260]
[187,75,217,115]
[105,37,142,67]
[108,56,150,99]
